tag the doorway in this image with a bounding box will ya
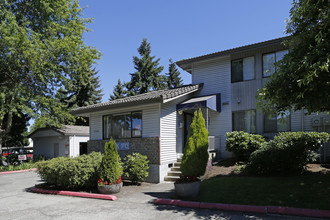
[53,143,59,158]
[183,113,193,151]
[80,142,88,155]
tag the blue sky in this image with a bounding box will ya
[79,0,292,102]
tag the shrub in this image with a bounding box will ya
[36,152,102,190]
[226,131,265,161]
[123,153,149,184]
[98,138,122,185]
[180,109,209,181]
[247,132,330,175]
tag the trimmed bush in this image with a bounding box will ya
[247,132,330,175]
[123,153,149,184]
[226,131,265,160]
[98,138,122,184]
[180,109,209,179]
[36,152,102,190]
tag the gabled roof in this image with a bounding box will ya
[28,125,89,138]
[71,84,203,115]
[177,36,290,73]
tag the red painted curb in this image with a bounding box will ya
[31,187,117,201]
[267,206,330,219]
[0,168,37,175]
[154,199,330,218]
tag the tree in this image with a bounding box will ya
[109,79,126,100]
[257,0,330,114]
[180,109,209,178]
[166,59,183,89]
[126,38,165,96]
[0,0,101,154]
[2,112,30,147]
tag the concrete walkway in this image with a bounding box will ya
[0,171,325,220]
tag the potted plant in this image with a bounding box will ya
[98,138,123,194]
[174,109,209,198]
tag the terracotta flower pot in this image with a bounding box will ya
[98,182,123,194]
[174,180,200,199]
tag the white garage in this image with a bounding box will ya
[29,125,89,159]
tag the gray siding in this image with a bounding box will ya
[192,56,232,158]
[89,103,160,140]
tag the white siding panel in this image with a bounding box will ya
[160,94,194,164]
[89,103,160,140]
[191,56,232,158]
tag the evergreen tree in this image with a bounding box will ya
[166,59,183,89]
[109,79,126,100]
[180,109,209,178]
[127,39,164,95]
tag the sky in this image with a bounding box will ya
[79,0,293,102]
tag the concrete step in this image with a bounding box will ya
[167,171,181,177]
[177,158,182,162]
[164,175,180,182]
[171,166,181,171]
[174,162,181,167]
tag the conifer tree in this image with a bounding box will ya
[180,109,209,178]
[166,59,183,89]
[127,39,164,95]
[109,79,126,100]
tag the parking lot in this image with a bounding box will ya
[0,171,323,220]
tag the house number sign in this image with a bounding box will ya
[117,142,130,150]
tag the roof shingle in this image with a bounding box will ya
[71,84,202,115]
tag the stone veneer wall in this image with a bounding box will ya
[87,137,160,165]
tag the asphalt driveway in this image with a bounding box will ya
[0,171,324,220]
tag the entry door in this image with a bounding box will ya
[53,143,59,158]
[183,113,193,150]
[79,142,88,155]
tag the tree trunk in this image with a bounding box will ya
[0,111,13,155]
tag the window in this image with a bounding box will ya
[232,110,256,133]
[264,110,291,133]
[103,111,142,139]
[263,50,288,77]
[231,56,255,83]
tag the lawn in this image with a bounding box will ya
[0,161,36,172]
[198,164,330,210]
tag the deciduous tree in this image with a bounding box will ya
[0,0,101,154]
[258,0,330,114]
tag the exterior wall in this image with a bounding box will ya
[160,94,194,164]
[69,136,90,158]
[87,137,161,182]
[89,103,160,140]
[33,136,69,159]
[191,56,232,158]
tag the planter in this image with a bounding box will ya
[174,180,200,199]
[98,182,123,194]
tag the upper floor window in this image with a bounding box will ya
[263,50,288,77]
[264,110,291,133]
[231,56,255,83]
[103,111,142,139]
[232,110,256,133]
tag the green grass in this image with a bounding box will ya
[0,161,36,172]
[199,173,330,210]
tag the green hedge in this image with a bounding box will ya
[247,132,330,175]
[226,131,265,160]
[36,152,102,190]
[123,152,149,184]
